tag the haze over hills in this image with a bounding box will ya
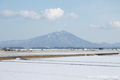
[0,30,119,48]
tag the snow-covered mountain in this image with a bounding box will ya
[26,30,98,48]
[0,30,118,48]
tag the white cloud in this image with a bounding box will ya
[1,10,41,19]
[19,11,41,19]
[2,10,18,17]
[1,8,79,20]
[89,24,100,28]
[89,21,120,30]
[41,8,64,20]
[66,13,79,18]
[109,21,120,28]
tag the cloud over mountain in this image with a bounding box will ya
[0,8,79,20]
[41,8,64,20]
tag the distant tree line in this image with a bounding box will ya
[1,46,120,51]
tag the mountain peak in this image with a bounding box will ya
[47,30,69,37]
[53,30,68,34]
[60,30,67,33]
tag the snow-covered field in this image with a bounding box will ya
[0,54,120,80]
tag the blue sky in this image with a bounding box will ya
[0,0,120,43]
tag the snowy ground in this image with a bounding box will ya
[0,55,120,80]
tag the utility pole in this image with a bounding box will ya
[82,39,84,50]
[26,40,28,50]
